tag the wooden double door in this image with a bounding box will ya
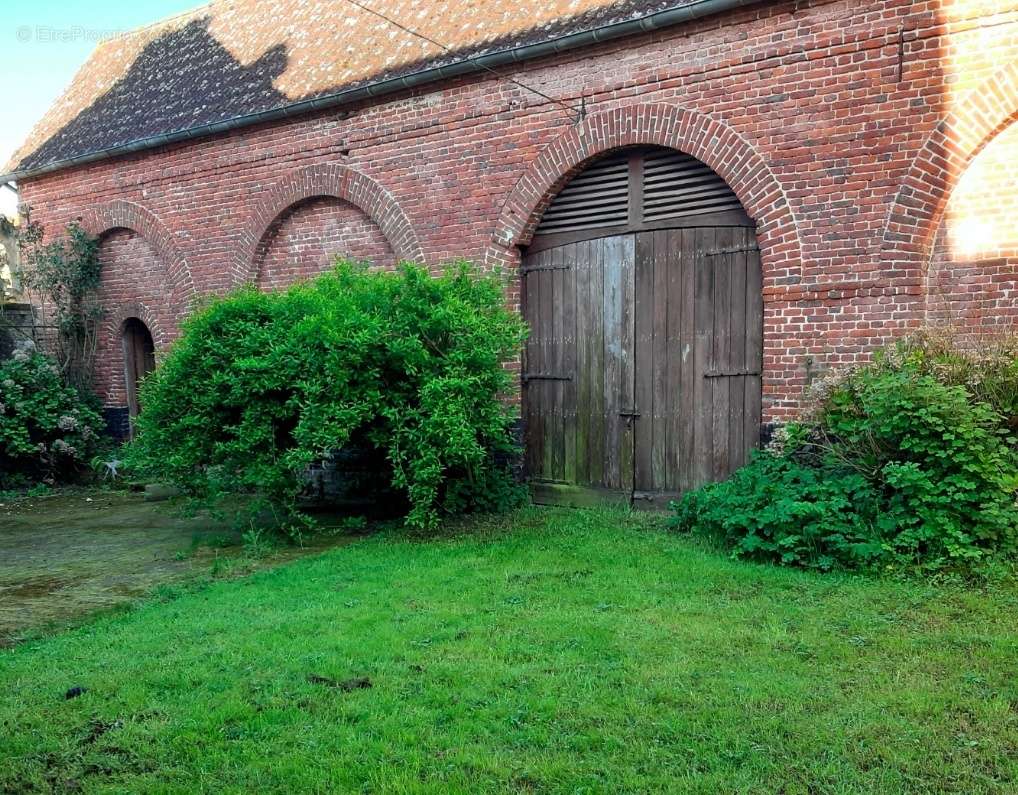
[522,225,763,507]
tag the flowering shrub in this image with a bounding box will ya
[0,341,106,487]
[673,332,1018,574]
[873,327,1018,433]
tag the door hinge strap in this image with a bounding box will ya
[523,373,573,382]
[704,369,761,378]
[704,246,760,257]
[521,264,573,273]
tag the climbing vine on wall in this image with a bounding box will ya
[13,210,103,394]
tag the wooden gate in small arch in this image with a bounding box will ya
[122,317,156,433]
[521,146,763,507]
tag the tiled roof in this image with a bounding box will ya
[7,0,695,177]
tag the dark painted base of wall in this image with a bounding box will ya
[496,418,526,482]
[305,420,525,513]
[103,407,131,441]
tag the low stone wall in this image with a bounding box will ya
[0,303,36,360]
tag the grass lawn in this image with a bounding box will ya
[1,507,1017,793]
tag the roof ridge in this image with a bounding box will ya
[116,0,213,38]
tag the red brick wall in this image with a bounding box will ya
[93,229,170,410]
[255,196,396,289]
[17,0,1018,424]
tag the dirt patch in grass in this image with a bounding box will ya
[0,490,353,645]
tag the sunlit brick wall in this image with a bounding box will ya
[927,120,1018,327]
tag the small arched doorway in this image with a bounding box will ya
[122,317,156,428]
[522,146,763,507]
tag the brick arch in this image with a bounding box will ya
[485,103,801,284]
[80,199,196,304]
[108,301,166,351]
[234,163,423,285]
[882,60,1018,266]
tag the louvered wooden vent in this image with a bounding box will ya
[642,149,742,221]
[533,146,745,240]
[534,150,631,235]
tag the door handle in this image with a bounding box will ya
[619,410,640,427]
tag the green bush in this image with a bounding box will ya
[672,450,886,570]
[125,261,527,533]
[673,336,1018,573]
[883,327,1018,433]
[818,364,1018,564]
[0,341,106,487]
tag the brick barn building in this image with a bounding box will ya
[6,0,1018,504]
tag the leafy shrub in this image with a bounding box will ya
[817,364,1018,563]
[672,450,886,570]
[673,334,1018,573]
[878,327,1018,433]
[0,341,105,487]
[125,261,527,533]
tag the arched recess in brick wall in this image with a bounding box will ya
[107,302,166,351]
[98,302,163,439]
[882,60,1018,270]
[234,163,423,285]
[485,103,801,285]
[923,118,1018,328]
[80,199,196,311]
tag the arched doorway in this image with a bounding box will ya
[522,146,763,507]
[122,317,156,428]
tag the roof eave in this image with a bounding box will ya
[2,0,766,184]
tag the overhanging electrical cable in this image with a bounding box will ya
[339,0,585,121]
